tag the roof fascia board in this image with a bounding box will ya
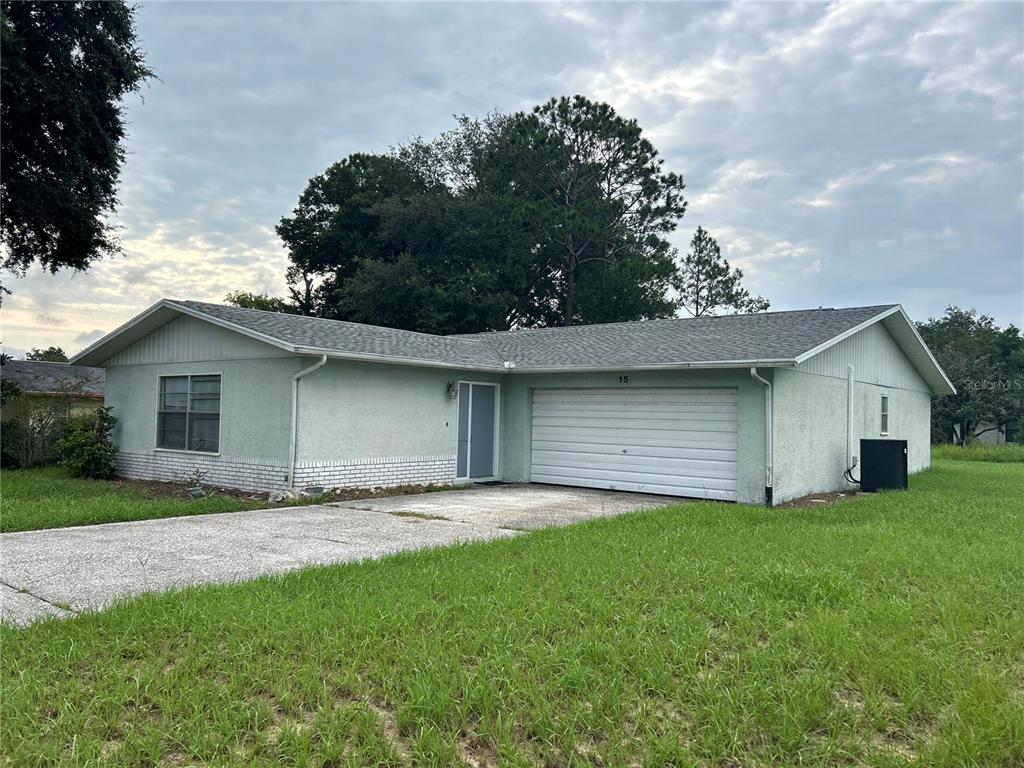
[294,347,502,372]
[70,300,297,366]
[888,306,957,395]
[505,359,797,374]
[792,306,902,364]
[69,300,175,365]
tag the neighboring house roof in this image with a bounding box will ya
[70,299,955,394]
[2,360,105,397]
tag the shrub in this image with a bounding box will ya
[1,420,23,468]
[0,400,71,468]
[57,407,118,478]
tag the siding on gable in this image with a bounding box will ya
[105,315,288,366]
[796,322,929,393]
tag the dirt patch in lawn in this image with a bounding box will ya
[778,490,868,508]
[109,476,466,504]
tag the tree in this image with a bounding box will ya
[502,96,687,325]
[224,291,295,314]
[917,307,1024,444]
[675,227,770,317]
[25,346,68,362]
[276,97,700,333]
[0,1,152,283]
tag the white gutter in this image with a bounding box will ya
[847,364,858,474]
[750,367,774,506]
[287,354,328,489]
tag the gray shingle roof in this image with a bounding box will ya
[171,300,896,371]
[457,305,898,369]
[170,301,503,368]
[1,360,105,396]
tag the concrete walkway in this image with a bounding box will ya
[1,484,676,626]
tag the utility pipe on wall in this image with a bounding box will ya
[750,367,773,506]
[288,354,328,489]
[847,364,857,472]
[844,364,860,486]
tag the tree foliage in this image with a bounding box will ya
[25,346,68,362]
[917,307,1024,444]
[0,0,152,281]
[224,291,296,314]
[57,406,118,478]
[276,96,705,333]
[676,227,769,317]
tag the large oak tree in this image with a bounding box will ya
[1,1,152,282]
[276,96,705,333]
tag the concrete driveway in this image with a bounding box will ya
[1,484,676,626]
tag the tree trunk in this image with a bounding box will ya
[563,257,576,326]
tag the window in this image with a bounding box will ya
[880,394,889,436]
[158,374,220,452]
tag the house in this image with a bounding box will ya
[953,421,1020,446]
[0,359,105,422]
[69,300,954,505]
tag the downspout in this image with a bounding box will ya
[750,368,773,506]
[847,364,858,474]
[844,364,860,485]
[288,354,328,489]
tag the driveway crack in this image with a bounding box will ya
[0,578,79,615]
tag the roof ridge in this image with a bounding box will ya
[453,304,900,338]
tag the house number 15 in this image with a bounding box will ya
[618,375,630,383]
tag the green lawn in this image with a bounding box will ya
[931,442,1024,463]
[0,467,270,532]
[2,460,1023,767]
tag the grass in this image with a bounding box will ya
[0,468,273,532]
[2,460,1022,766]
[931,442,1024,463]
[0,469,462,533]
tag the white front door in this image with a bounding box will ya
[530,387,739,500]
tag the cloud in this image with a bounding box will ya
[1,0,1020,357]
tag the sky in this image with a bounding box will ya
[2,1,1023,358]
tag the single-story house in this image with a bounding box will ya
[953,421,1020,446]
[0,359,105,422]
[70,300,954,505]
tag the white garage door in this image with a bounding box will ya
[530,388,738,501]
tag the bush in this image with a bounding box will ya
[57,407,118,478]
[1,420,23,468]
[0,401,70,468]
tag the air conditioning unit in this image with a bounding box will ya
[859,439,908,492]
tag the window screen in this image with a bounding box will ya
[880,395,889,435]
[158,374,220,452]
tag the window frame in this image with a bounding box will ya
[880,393,889,436]
[155,372,223,455]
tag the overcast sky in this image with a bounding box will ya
[2,1,1022,358]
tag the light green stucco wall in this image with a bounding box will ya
[292,361,768,503]
[772,368,931,503]
[294,359,501,463]
[104,357,301,464]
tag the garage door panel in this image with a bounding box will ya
[533,387,736,401]
[532,416,739,432]
[530,387,739,501]
[532,407,739,421]
[531,453,738,480]
[531,439,737,461]
[531,461,738,488]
